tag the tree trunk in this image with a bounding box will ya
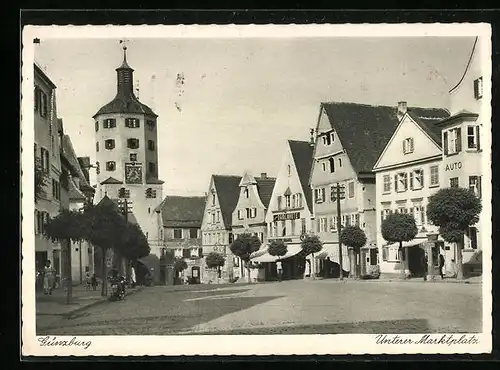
[245,261,251,283]
[456,240,464,280]
[101,247,108,296]
[65,238,73,305]
[348,248,356,279]
[398,242,406,279]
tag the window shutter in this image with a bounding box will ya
[478,176,482,198]
[476,126,481,150]
[421,206,426,225]
[199,247,203,257]
[456,127,462,152]
[394,174,398,192]
[402,140,406,153]
[443,131,448,155]
[277,195,282,209]
[409,172,414,190]
[410,138,415,152]
[421,171,424,187]
[473,79,479,99]
[321,188,325,201]
[183,249,190,258]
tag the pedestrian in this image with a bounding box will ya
[439,253,445,280]
[304,259,311,278]
[91,273,98,291]
[43,260,55,295]
[421,252,428,281]
[276,260,283,282]
[85,270,91,291]
[130,264,136,288]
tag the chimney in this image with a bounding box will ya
[260,173,267,178]
[397,101,408,120]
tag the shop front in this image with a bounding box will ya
[250,244,305,281]
[306,243,350,279]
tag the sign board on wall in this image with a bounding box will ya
[273,212,300,222]
[445,162,462,171]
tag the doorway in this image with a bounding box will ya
[191,266,200,284]
[407,246,425,277]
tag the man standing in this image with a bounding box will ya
[439,253,445,280]
[276,260,283,282]
[421,252,428,281]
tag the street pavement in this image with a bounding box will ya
[36,279,482,335]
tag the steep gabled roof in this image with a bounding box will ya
[212,175,242,228]
[288,140,314,212]
[156,196,206,228]
[62,134,95,193]
[407,111,447,147]
[255,176,276,208]
[321,102,449,174]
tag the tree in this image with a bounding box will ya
[84,198,128,296]
[205,252,226,282]
[174,257,188,274]
[115,222,150,278]
[427,187,482,280]
[230,233,262,283]
[381,213,418,278]
[43,209,89,304]
[300,235,323,278]
[339,225,367,278]
[268,239,288,260]
[35,157,49,203]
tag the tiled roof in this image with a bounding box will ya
[321,102,450,174]
[407,111,448,147]
[212,175,242,228]
[62,135,94,194]
[255,177,276,208]
[94,95,157,118]
[288,140,314,212]
[100,177,123,185]
[68,178,86,201]
[156,196,206,228]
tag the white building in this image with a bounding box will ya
[372,103,450,276]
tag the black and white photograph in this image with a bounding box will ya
[21,24,492,356]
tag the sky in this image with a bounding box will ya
[34,36,475,196]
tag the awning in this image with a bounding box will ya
[385,240,425,248]
[310,244,350,272]
[251,245,303,263]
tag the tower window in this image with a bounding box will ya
[148,162,156,175]
[96,161,100,174]
[105,139,115,150]
[129,153,138,162]
[473,77,483,100]
[146,120,155,131]
[95,121,99,132]
[148,140,155,151]
[103,119,116,129]
[118,187,130,198]
[125,118,140,128]
[106,161,116,171]
[329,157,335,173]
[127,138,140,149]
[96,142,99,152]
[146,188,157,198]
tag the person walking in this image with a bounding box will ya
[130,264,137,288]
[439,253,445,280]
[276,260,283,282]
[421,252,428,281]
[43,260,55,295]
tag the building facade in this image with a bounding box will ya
[436,36,485,274]
[93,46,164,256]
[200,175,242,282]
[231,172,276,279]
[34,63,65,277]
[156,196,206,283]
[373,106,451,276]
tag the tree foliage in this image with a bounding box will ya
[174,257,188,272]
[35,157,49,204]
[301,234,323,255]
[268,239,288,258]
[117,222,150,260]
[205,252,226,269]
[43,209,89,243]
[84,200,128,250]
[230,233,262,262]
[427,187,482,243]
[381,213,418,245]
[340,225,367,252]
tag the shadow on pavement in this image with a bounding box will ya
[38,295,284,335]
[184,319,434,335]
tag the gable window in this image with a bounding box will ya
[285,194,291,208]
[127,138,140,149]
[348,181,355,198]
[329,157,335,173]
[244,188,249,198]
[321,161,327,172]
[105,139,115,150]
[314,187,325,203]
[338,158,342,167]
[430,165,439,187]
[103,118,116,129]
[106,161,116,171]
[96,142,99,152]
[383,174,391,193]
[95,121,99,132]
[118,187,130,198]
[148,162,156,175]
[148,140,155,151]
[216,211,220,222]
[444,128,461,155]
[410,169,424,190]
[296,193,303,208]
[189,228,198,239]
[129,153,138,162]
[403,138,415,154]
[469,176,482,198]
[211,213,216,223]
[125,118,140,128]
[322,133,332,146]
[173,229,183,239]
[145,188,157,198]
[237,210,244,220]
[251,208,257,218]
[277,195,282,210]
[473,76,483,100]
[395,173,408,192]
[467,125,481,150]
[287,164,291,176]
[212,193,216,205]
[146,120,155,131]
[450,177,459,188]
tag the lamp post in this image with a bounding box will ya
[331,183,346,280]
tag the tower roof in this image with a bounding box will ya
[93,45,157,118]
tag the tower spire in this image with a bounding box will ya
[116,40,134,96]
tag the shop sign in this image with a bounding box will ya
[445,162,462,171]
[273,212,300,222]
[268,238,293,243]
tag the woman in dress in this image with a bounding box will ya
[43,260,55,295]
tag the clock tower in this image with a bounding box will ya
[93,44,164,254]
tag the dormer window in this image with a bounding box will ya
[403,137,414,154]
[125,118,140,128]
[473,76,483,100]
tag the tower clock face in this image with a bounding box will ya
[125,163,142,184]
